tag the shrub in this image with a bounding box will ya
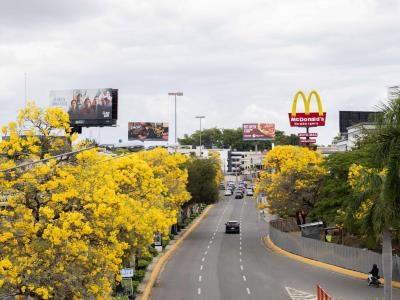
[133,269,146,282]
[137,259,151,270]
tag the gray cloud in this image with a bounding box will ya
[0,0,399,145]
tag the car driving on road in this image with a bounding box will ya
[225,220,240,233]
[224,189,232,196]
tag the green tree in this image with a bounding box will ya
[348,93,400,300]
[184,157,220,205]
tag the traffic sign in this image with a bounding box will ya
[300,139,316,144]
[120,268,134,278]
[298,133,318,138]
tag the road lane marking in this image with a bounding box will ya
[246,287,251,295]
[207,245,210,249]
[200,265,203,270]
[204,251,207,255]
[240,241,242,245]
[240,246,242,250]
[240,251,242,256]
[198,288,201,295]
[199,275,202,282]
[240,258,242,262]
[240,265,243,271]
[285,287,316,300]
[209,240,213,244]
[202,257,205,262]
[243,275,247,282]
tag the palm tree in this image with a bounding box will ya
[354,92,400,300]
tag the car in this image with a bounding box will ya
[225,220,240,233]
[235,192,243,199]
[246,188,253,196]
[224,189,233,196]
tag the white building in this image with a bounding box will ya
[334,122,376,151]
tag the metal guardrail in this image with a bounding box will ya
[269,225,400,280]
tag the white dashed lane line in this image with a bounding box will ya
[243,275,247,282]
[198,288,201,295]
[198,275,202,282]
[200,265,203,270]
[202,257,205,262]
[240,265,243,271]
[246,287,251,295]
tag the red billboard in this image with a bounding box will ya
[243,123,275,141]
[289,112,326,127]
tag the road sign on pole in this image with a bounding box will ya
[298,133,318,138]
[120,268,134,278]
[300,139,316,144]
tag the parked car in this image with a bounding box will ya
[246,188,253,196]
[225,220,240,233]
[224,189,233,196]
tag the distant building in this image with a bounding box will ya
[334,122,376,151]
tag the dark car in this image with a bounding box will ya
[235,192,243,199]
[225,220,240,233]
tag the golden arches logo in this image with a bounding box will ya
[291,90,324,117]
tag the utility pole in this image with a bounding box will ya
[168,92,183,152]
[195,116,205,157]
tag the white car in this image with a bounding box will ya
[224,189,233,196]
[246,189,253,196]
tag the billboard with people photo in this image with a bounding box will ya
[50,88,118,126]
[243,123,275,140]
[128,122,169,141]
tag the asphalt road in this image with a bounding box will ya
[151,194,400,300]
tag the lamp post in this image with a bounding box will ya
[195,115,205,156]
[168,92,183,152]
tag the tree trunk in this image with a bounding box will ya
[382,228,392,300]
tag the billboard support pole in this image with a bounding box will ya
[168,92,183,153]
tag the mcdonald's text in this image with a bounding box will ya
[288,112,326,127]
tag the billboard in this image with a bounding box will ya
[339,111,379,134]
[288,90,326,127]
[128,122,169,141]
[243,123,275,140]
[50,88,118,126]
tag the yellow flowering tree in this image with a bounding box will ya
[0,103,192,299]
[256,146,325,220]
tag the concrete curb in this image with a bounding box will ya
[137,204,215,300]
[262,235,400,289]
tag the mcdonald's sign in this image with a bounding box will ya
[288,90,326,127]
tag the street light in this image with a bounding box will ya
[195,116,205,156]
[168,92,183,151]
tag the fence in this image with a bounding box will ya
[270,218,299,232]
[269,225,400,281]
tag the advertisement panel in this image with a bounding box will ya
[288,90,326,127]
[243,123,275,140]
[128,122,169,141]
[50,88,118,126]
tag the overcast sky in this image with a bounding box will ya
[1,0,399,146]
